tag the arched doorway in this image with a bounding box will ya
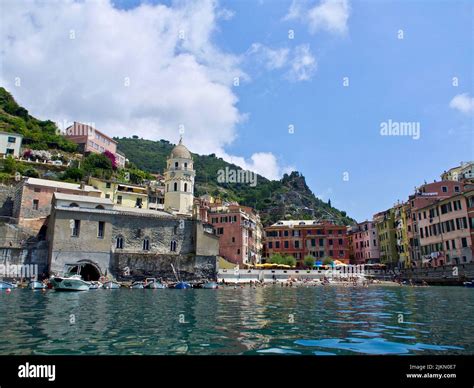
[69,261,101,281]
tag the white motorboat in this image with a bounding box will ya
[28,280,46,290]
[50,275,90,291]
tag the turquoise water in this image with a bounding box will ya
[0,286,472,355]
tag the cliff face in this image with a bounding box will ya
[117,138,354,226]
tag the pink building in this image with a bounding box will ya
[207,204,262,265]
[349,221,380,264]
[65,122,125,168]
[417,192,472,267]
[407,180,464,266]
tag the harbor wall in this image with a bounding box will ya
[399,263,474,285]
[0,242,49,279]
[113,252,217,281]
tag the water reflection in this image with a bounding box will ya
[0,286,473,355]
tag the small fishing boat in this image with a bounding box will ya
[144,278,166,289]
[102,281,120,289]
[0,280,15,290]
[89,281,103,290]
[174,281,191,289]
[28,280,46,290]
[201,281,218,289]
[463,280,474,288]
[50,275,90,291]
[130,281,144,289]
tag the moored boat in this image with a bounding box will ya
[89,281,103,290]
[201,281,218,289]
[144,278,166,289]
[130,281,144,289]
[50,275,90,291]
[0,280,15,290]
[102,281,120,289]
[174,281,191,289]
[28,280,46,290]
[463,281,474,288]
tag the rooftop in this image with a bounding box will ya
[25,178,101,193]
[53,192,114,205]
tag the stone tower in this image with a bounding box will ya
[164,137,195,215]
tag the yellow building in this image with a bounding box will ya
[393,202,410,268]
[89,177,148,209]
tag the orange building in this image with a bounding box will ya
[264,220,349,266]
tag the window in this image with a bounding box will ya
[237,249,240,255]
[184,183,188,192]
[441,186,448,193]
[105,194,110,199]
[143,238,150,251]
[116,236,124,249]
[232,237,235,243]
[454,186,460,193]
[268,241,272,249]
[106,182,111,188]
[170,240,177,252]
[117,195,122,205]
[275,241,280,249]
[98,221,105,238]
[175,162,179,168]
[184,163,187,169]
[295,240,300,248]
[135,198,143,208]
[462,238,468,248]
[217,227,224,235]
[7,136,16,143]
[34,188,41,193]
[174,182,178,191]
[71,220,80,237]
[32,199,39,210]
[284,241,289,248]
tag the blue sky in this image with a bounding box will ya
[1,0,473,222]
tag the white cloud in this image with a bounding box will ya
[0,0,289,179]
[247,43,290,70]
[288,44,317,81]
[247,43,316,81]
[222,152,295,181]
[285,0,350,35]
[450,93,474,115]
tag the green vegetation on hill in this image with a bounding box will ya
[0,87,77,152]
[116,137,355,226]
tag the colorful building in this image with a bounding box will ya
[264,220,349,266]
[406,180,464,267]
[64,122,125,168]
[206,202,262,265]
[348,220,380,265]
[441,161,474,182]
[89,177,148,209]
[12,177,101,233]
[417,192,472,266]
[373,209,398,268]
[393,202,410,268]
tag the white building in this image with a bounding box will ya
[0,131,22,157]
[164,138,195,216]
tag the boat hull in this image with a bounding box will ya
[0,281,14,289]
[50,277,90,292]
[174,282,191,289]
[103,281,120,289]
[28,281,46,290]
[145,282,166,289]
[131,282,144,289]
[201,282,218,289]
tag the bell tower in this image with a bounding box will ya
[164,137,195,216]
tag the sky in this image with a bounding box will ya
[0,0,473,221]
